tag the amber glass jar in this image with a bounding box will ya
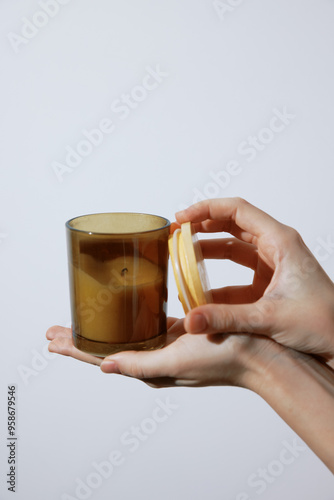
[66,213,170,357]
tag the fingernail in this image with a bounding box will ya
[189,313,207,333]
[170,222,181,234]
[101,360,121,374]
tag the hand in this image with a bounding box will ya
[176,198,334,367]
[46,319,334,473]
[46,318,280,389]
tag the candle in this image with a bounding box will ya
[66,212,170,356]
[71,254,166,344]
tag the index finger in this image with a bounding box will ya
[175,198,282,241]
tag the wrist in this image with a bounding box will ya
[243,341,334,472]
[243,339,324,397]
[232,335,288,392]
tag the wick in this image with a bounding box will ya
[121,268,128,276]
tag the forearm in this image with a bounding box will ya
[245,344,334,472]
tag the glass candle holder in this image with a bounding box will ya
[66,213,170,357]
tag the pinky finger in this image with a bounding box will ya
[48,337,102,366]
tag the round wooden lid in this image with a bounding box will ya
[169,222,212,314]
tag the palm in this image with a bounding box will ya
[46,320,272,388]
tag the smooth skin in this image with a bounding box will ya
[47,198,334,472]
[179,198,334,368]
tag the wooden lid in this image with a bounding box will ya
[168,222,212,314]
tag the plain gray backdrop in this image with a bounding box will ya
[1,1,334,499]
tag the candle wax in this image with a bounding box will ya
[71,254,166,343]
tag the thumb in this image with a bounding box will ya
[185,300,275,335]
[100,348,176,379]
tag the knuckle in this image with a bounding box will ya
[248,299,275,332]
[234,196,247,206]
[127,359,146,379]
[263,226,304,261]
[210,307,235,331]
[279,225,302,247]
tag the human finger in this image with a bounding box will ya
[100,317,185,377]
[184,300,275,335]
[170,222,181,235]
[46,325,72,340]
[211,285,256,304]
[48,336,102,366]
[176,198,282,241]
[100,347,179,378]
[200,238,258,270]
[167,316,181,329]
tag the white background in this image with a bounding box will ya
[1,1,334,499]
